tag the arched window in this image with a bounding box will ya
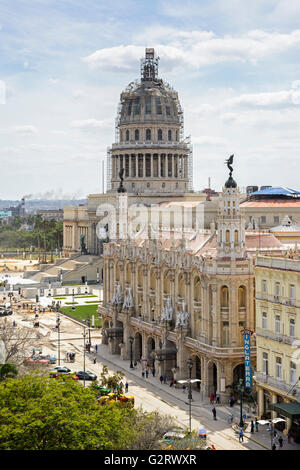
[225,230,230,243]
[221,286,229,308]
[126,130,129,141]
[158,129,163,141]
[234,230,239,243]
[168,130,172,141]
[135,129,139,141]
[146,129,151,141]
[238,286,246,308]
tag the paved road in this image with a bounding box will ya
[6,306,265,450]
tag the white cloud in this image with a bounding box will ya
[225,87,300,108]
[69,118,112,131]
[0,125,38,136]
[83,29,300,71]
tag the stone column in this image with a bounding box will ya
[271,393,278,419]
[143,154,146,178]
[151,154,154,178]
[158,154,161,177]
[171,154,174,178]
[136,154,138,178]
[257,387,264,417]
[165,154,168,178]
[129,154,132,178]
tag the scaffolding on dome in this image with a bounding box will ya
[106,147,112,191]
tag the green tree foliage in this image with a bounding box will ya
[0,374,135,450]
[0,363,18,382]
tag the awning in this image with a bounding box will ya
[270,402,300,418]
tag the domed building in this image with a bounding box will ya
[63,48,205,258]
[108,48,192,194]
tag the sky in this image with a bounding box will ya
[1,0,300,199]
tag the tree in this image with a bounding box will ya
[0,363,18,381]
[0,318,40,365]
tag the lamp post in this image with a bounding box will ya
[187,357,193,434]
[238,378,244,428]
[87,315,91,345]
[83,328,87,387]
[129,336,134,369]
[72,289,75,311]
[56,312,61,366]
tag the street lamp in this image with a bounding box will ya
[187,357,193,434]
[129,336,134,369]
[83,328,87,387]
[238,378,244,429]
[86,315,91,345]
[56,312,61,366]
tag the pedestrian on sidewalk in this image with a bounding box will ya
[272,443,277,451]
[210,393,214,404]
[216,393,220,404]
[250,420,254,433]
[142,370,145,378]
[212,407,217,420]
[255,418,259,432]
[125,382,129,393]
[151,367,155,377]
[95,344,98,352]
[93,356,97,364]
[239,428,244,443]
[182,384,186,393]
[145,369,149,378]
[229,395,234,407]
[159,375,163,384]
[278,436,283,448]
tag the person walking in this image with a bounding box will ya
[229,395,234,407]
[159,375,163,384]
[212,407,217,420]
[255,418,259,432]
[182,384,186,393]
[125,381,129,393]
[278,436,283,448]
[93,356,97,364]
[239,428,244,443]
[210,393,214,404]
[272,443,277,451]
[215,393,220,404]
[250,420,254,433]
[142,370,145,378]
[151,367,155,377]
[145,369,149,378]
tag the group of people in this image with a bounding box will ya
[141,365,155,379]
[210,392,221,404]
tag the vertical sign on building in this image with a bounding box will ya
[241,328,253,389]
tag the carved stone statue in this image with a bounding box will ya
[112,284,123,305]
[161,296,173,322]
[123,287,134,309]
[175,300,189,328]
[117,168,126,193]
[80,234,88,254]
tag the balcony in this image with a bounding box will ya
[256,327,295,345]
[255,372,300,399]
[111,141,189,151]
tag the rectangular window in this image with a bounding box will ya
[290,318,295,337]
[263,352,268,375]
[290,362,297,385]
[145,97,151,114]
[261,216,266,225]
[166,106,170,115]
[275,282,280,297]
[156,97,162,114]
[262,312,267,329]
[134,99,140,115]
[275,315,281,334]
[262,279,267,293]
[276,357,282,380]
[290,284,295,299]
[274,216,279,224]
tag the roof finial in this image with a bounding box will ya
[141,48,159,81]
[224,154,237,188]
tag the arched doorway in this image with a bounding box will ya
[134,332,142,362]
[207,361,218,395]
[147,337,156,366]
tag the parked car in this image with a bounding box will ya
[49,367,78,380]
[52,366,71,373]
[40,355,56,364]
[75,370,97,381]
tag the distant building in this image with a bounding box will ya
[36,209,64,221]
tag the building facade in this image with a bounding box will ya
[255,254,300,431]
[99,171,256,399]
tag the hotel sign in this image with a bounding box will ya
[241,328,253,389]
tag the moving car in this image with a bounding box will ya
[75,370,97,381]
[25,356,50,364]
[49,367,78,380]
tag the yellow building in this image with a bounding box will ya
[255,254,300,434]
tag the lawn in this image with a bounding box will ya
[60,304,102,327]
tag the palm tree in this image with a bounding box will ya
[0,363,18,381]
